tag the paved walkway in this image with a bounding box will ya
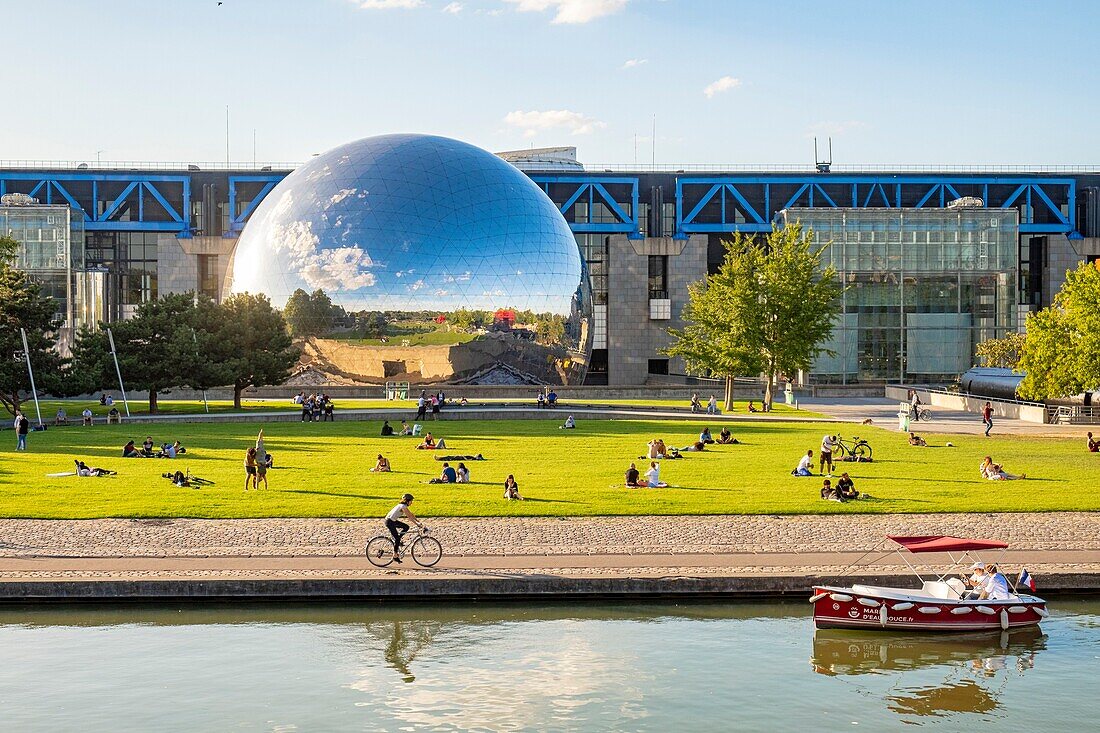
[801,397,1086,437]
[2,513,1096,582]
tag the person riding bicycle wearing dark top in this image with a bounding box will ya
[385,493,423,563]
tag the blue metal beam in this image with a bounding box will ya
[529,175,640,236]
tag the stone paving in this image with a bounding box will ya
[1,513,1096,558]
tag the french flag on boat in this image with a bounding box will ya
[1018,568,1036,592]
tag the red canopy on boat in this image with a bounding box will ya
[888,535,1009,553]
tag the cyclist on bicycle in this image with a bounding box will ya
[385,493,423,562]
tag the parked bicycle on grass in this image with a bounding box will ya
[834,435,874,462]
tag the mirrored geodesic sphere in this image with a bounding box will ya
[226,134,591,385]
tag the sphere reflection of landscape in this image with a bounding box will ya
[226,133,591,385]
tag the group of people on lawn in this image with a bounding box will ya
[293,392,335,422]
[123,437,186,459]
[624,426,739,487]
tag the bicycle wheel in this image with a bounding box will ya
[365,535,396,567]
[853,443,873,461]
[919,408,932,421]
[411,536,443,567]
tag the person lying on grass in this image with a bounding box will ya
[370,454,392,472]
[679,441,706,452]
[716,427,739,444]
[791,449,814,476]
[433,454,485,461]
[908,432,928,447]
[74,459,115,477]
[503,474,524,500]
[980,456,1026,480]
[428,462,457,484]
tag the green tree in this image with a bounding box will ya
[665,223,843,409]
[210,293,299,409]
[975,332,1027,369]
[1017,261,1100,400]
[282,287,337,337]
[0,235,67,416]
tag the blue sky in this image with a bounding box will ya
[3,0,1095,165]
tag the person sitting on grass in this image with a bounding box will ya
[980,456,1026,481]
[140,436,156,457]
[644,461,667,488]
[699,427,714,444]
[381,420,394,436]
[716,427,738,444]
[123,440,140,458]
[75,459,115,477]
[399,420,412,436]
[908,432,928,447]
[1088,432,1099,453]
[625,462,641,487]
[503,474,524,500]
[791,449,814,477]
[371,454,392,472]
[172,440,186,455]
[560,415,576,430]
[417,433,436,450]
[647,439,666,459]
[429,462,457,484]
[836,472,859,500]
[455,462,470,483]
[747,400,760,413]
[158,442,177,459]
[820,479,839,501]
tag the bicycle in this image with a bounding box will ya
[834,435,873,461]
[913,406,933,421]
[365,526,443,568]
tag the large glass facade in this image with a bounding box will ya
[776,208,1019,383]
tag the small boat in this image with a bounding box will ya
[811,535,1048,632]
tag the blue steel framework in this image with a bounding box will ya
[675,176,1077,236]
[0,169,1082,239]
[0,172,191,235]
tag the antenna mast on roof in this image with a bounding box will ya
[814,137,832,173]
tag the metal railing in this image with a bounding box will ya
[1049,405,1100,424]
[0,160,298,172]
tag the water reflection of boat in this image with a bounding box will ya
[811,627,1046,719]
[811,626,1047,676]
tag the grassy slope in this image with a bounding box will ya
[0,418,1094,519]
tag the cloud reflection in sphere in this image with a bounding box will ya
[227,134,590,385]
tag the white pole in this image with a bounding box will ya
[106,328,131,417]
[19,328,43,427]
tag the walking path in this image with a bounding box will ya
[2,513,1097,582]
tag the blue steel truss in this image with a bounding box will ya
[228,174,286,233]
[530,176,641,237]
[676,176,1077,236]
[0,172,191,235]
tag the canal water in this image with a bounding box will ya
[0,600,1097,731]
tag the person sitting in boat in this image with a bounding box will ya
[978,564,1012,601]
[836,472,858,500]
[819,479,839,501]
[1088,432,1099,453]
[980,456,1026,480]
[791,449,813,476]
[961,562,987,599]
[907,432,927,447]
[716,427,738,444]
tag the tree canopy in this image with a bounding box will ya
[664,223,843,408]
[975,332,1026,369]
[0,235,67,417]
[1017,260,1100,400]
[284,288,342,337]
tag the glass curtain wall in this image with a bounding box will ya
[776,208,1019,383]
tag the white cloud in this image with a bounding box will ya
[621,58,647,70]
[442,1,463,12]
[443,271,473,283]
[504,0,628,24]
[504,109,606,138]
[353,0,423,9]
[270,219,377,292]
[703,75,741,98]
[407,279,426,292]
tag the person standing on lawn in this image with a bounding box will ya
[14,412,30,451]
[254,429,269,489]
[982,402,994,437]
[819,434,837,475]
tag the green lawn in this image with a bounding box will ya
[0,418,1094,519]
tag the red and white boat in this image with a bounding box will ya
[811,535,1048,632]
